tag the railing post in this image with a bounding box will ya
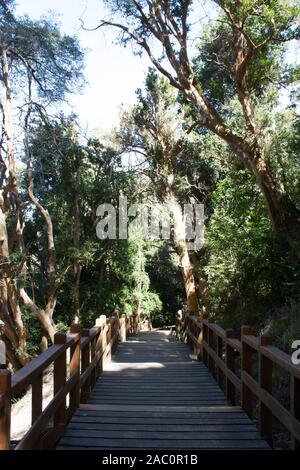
[132,313,140,335]
[182,311,187,344]
[112,313,119,354]
[202,320,208,368]
[31,372,43,425]
[0,369,11,450]
[81,329,91,403]
[216,334,223,387]
[208,322,215,376]
[137,313,141,332]
[69,325,81,417]
[241,325,254,418]
[53,332,67,443]
[188,315,192,350]
[259,334,273,446]
[192,319,200,358]
[185,315,189,348]
[291,374,300,449]
[90,331,97,389]
[225,329,235,405]
[106,318,112,363]
[126,315,131,337]
[196,323,203,361]
[96,315,106,376]
[120,314,127,343]
[175,310,183,342]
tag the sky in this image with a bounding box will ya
[15,0,151,134]
[14,0,299,134]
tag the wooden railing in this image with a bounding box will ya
[0,312,139,450]
[176,312,300,449]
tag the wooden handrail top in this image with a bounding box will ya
[186,314,202,328]
[187,319,242,353]
[227,337,242,353]
[242,334,259,350]
[182,316,300,376]
[261,345,300,379]
[66,332,80,346]
[11,331,87,397]
[240,336,300,377]
[80,325,102,347]
[210,323,226,339]
[88,325,104,338]
[11,344,66,396]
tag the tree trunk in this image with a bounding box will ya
[0,44,29,367]
[1,45,17,193]
[185,84,300,240]
[1,336,22,370]
[0,189,28,366]
[178,239,199,315]
[7,282,27,353]
[166,191,199,316]
[249,153,300,236]
[23,101,60,348]
[19,287,56,345]
[71,262,81,325]
[71,177,81,325]
[190,251,208,315]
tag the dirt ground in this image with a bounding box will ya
[11,366,54,441]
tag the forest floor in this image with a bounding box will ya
[11,365,54,441]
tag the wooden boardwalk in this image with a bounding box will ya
[57,330,269,450]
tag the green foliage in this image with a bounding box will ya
[22,307,42,357]
[0,4,85,102]
[2,0,300,365]
[265,299,300,350]
[202,158,300,346]
[23,115,166,334]
[146,242,185,325]
[268,110,300,207]
[193,20,284,110]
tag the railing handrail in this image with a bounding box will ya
[0,311,140,450]
[177,312,300,449]
[11,333,79,397]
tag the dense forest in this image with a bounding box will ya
[0,0,300,370]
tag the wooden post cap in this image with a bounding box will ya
[241,325,253,336]
[260,334,272,346]
[225,328,235,338]
[54,332,67,344]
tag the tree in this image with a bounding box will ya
[97,0,300,244]
[116,69,210,314]
[27,115,163,335]
[0,0,84,364]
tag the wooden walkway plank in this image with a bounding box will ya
[57,330,269,450]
